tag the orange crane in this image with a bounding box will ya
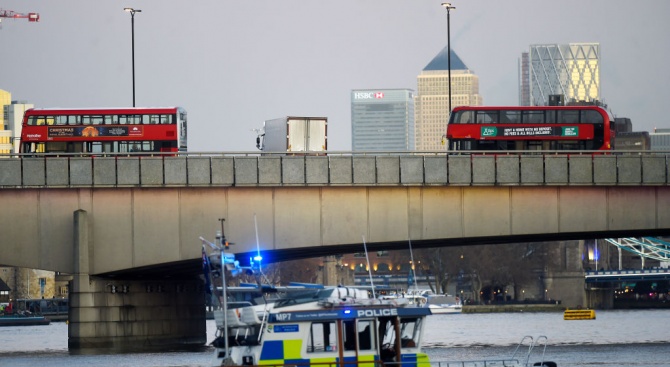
[0,8,40,25]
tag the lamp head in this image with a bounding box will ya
[441,2,456,10]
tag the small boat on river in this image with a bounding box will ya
[0,314,51,327]
[422,294,462,315]
[380,291,462,315]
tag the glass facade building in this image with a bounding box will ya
[526,43,600,106]
[351,89,415,151]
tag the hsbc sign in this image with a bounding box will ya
[354,92,385,100]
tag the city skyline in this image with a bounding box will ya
[1,0,668,151]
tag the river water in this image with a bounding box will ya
[1,309,668,367]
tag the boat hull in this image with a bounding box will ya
[0,316,51,326]
[427,306,462,314]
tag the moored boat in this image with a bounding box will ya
[423,294,462,315]
[0,314,51,327]
[385,291,462,315]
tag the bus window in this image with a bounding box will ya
[90,115,104,125]
[453,111,474,124]
[89,142,102,153]
[22,142,43,153]
[56,116,68,125]
[582,110,604,124]
[501,110,521,124]
[557,110,579,123]
[124,115,140,124]
[545,110,557,123]
[476,111,498,124]
[523,110,545,124]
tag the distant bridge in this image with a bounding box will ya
[585,267,670,283]
[604,237,670,262]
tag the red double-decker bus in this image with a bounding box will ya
[19,107,187,154]
[446,105,613,151]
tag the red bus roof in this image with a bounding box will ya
[451,105,607,112]
[24,107,184,115]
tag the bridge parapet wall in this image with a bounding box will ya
[0,153,667,188]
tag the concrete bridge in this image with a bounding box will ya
[1,151,669,349]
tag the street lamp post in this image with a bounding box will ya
[441,3,455,115]
[124,8,141,107]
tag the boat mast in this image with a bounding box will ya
[217,219,231,364]
[361,235,376,299]
[408,238,420,293]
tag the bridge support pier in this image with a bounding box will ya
[546,271,588,309]
[68,210,207,350]
[586,286,615,310]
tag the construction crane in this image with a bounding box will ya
[0,8,40,26]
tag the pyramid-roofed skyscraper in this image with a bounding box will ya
[415,46,482,151]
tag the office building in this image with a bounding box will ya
[0,89,10,129]
[415,47,482,151]
[650,128,670,151]
[0,90,11,154]
[615,132,651,151]
[523,43,600,106]
[351,89,415,151]
[3,101,33,154]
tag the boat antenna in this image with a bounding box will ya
[408,237,419,293]
[361,235,376,299]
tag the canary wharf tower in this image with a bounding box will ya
[523,43,600,106]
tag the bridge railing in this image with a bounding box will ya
[0,151,668,188]
[584,267,670,283]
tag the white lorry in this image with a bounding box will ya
[256,116,327,153]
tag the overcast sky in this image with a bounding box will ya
[2,0,668,151]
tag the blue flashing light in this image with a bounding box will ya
[253,255,263,262]
[343,309,351,314]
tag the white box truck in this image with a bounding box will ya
[257,116,327,153]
